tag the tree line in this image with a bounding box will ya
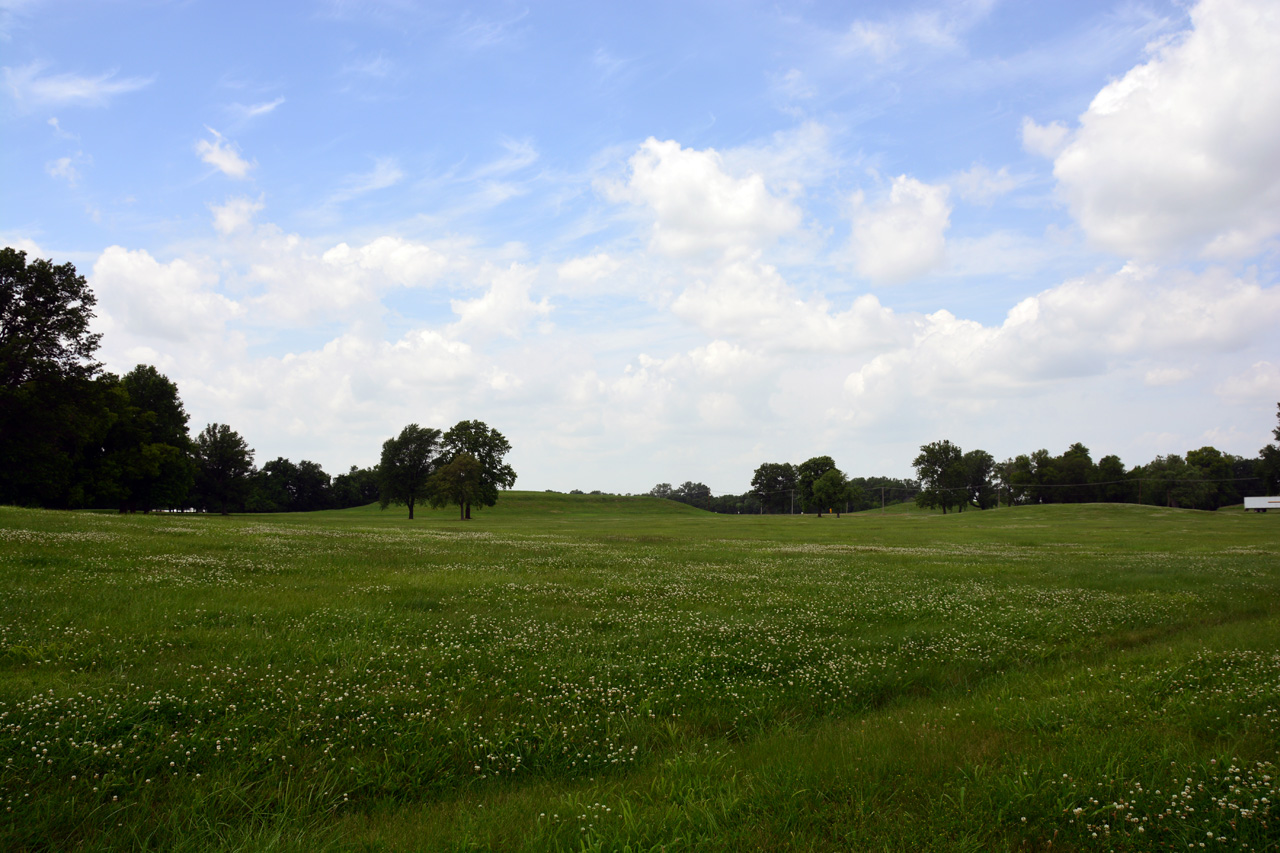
[0,247,514,517]
[650,415,1280,517]
[649,461,917,516]
[912,431,1279,513]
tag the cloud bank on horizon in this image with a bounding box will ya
[3,0,1278,493]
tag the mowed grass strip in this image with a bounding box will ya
[0,495,1277,851]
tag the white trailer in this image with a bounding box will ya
[1244,496,1280,512]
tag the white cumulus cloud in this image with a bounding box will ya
[843,265,1280,422]
[607,138,801,259]
[1051,0,1280,259]
[449,263,551,339]
[851,175,951,283]
[91,247,241,343]
[1020,117,1070,159]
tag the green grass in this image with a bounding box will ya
[1,494,1278,851]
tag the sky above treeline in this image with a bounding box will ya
[3,0,1279,494]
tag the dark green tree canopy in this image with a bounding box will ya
[913,440,966,513]
[961,449,998,510]
[121,364,190,448]
[379,424,442,519]
[441,420,516,518]
[428,452,483,520]
[811,467,849,516]
[796,456,836,512]
[333,465,380,508]
[0,247,102,390]
[193,423,255,515]
[673,481,713,509]
[750,462,797,513]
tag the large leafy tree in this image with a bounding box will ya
[648,483,674,499]
[913,440,966,513]
[193,424,255,515]
[0,249,111,507]
[1140,454,1214,509]
[249,457,300,512]
[1044,442,1097,503]
[1186,446,1237,509]
[1096,454,1132,503]
[111,365,196,512]
[0,247,101,390]
[379,424,442,519]
[796,456,836,513]
[672,481,713,509]
[811,467,849,517]
[333,465,380,508]
[428,452,483,520]
[251,458,335,513]
[441,420,516,519]
[962,449,998,510]
[750,462,797,513]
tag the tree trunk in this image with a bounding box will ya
[464,500,471,520]
[459,501,465,520]
[408,497,415,520]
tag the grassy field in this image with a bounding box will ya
[1,494,1278,851]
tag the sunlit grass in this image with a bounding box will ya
[1,494,1278,850]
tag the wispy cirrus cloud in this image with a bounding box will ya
[230,96,284,122]
[455,8,530,50]
[326,157,405,205]
[2,61,153,107]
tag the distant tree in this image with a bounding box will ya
[193,424,255,515]
[293,460,333,511]
[750,462,797,513]
[913,440,965,513]
[672,481,713,509]
[796,456,836,513]
[1258,403,1280,493]
[706,491,761,514]
[648,483,674,499]
[811,468,849,517]
[441,420,516,519]
[378,424,442,520]
[1140,454,1216,509]
[1096,454,1131,503]
[850,476,917,509]
[333,465,380,508]
[1029,449,1057,503]
[248,458,294,512]
[429,452,483,520]
[1186,446,1236,509]
[962,449,998,509]
[996,457,1022,506]
[1053,443,1097,503]
[120,366,196,511]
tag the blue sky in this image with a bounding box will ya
[4,0,1279,493]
